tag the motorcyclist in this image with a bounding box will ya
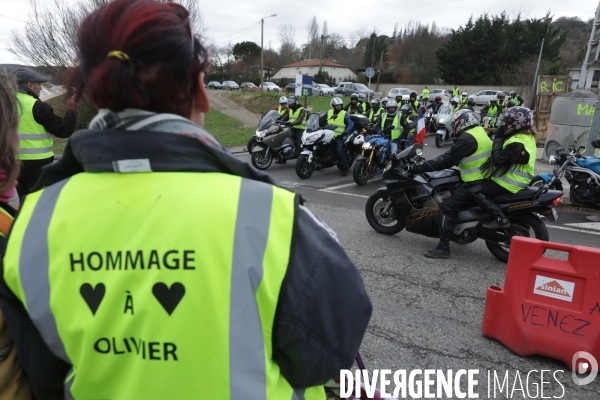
[466,98,476,111]
[426,96,444,114]
[480,97,501,127]
[381,97,390,108]
[410,110,493,258]
[275,96,288,116]
[277,95,306,160]
[408,91,420,121]
[474,107,537,228]
[450,97,462,113]
[376,99,401,153]
[357,93,370,115]
[509,90,524,106]
[497,92,508,112]
[320,97,355,176]
[460,91,468,107]
[343,93,363,115]
[399,104,416,144]
[395,93,405,107]
[367,98,383,123]
[506,99,516,109]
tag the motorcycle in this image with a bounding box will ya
[250,110,298,170]
[364,143,563,262]
[353,132,391,185]
[532,141,600,208]
[434,105,455,147]
[295,113,360,179]
[424,108,438,136]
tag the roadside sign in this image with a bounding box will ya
[365,67,375,78]
[295,74,313,97]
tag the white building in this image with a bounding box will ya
[272,59,357,83]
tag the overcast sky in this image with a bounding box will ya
[0,0,598,65]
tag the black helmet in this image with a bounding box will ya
[467,98,475,107]
[288,96,299,107]
[498,107,533,136]
[371,98,381,107]
[350,93,358,101]
[498,92,506,99]
[409,91,417,99]
[510,90,517,96]
[451,110,480,136]
[506,100,516,108]
[490,97,498,104]
[400,104,411,115]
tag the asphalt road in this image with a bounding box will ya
[236,134,600,399]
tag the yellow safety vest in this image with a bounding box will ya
[3,172,325,400]
[422,89,429,98]
[492,133,537,193]
[326,109,347,137]
[367,107,382,123]
[289,107,306,129]
[277,106,286,116]
[380,113,401,140]
[486,104,499,116]
[452,88,459,97]
[510,96,521,106]
[16,93,53,160]
[457,126,492,182]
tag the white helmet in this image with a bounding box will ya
[461,91,468,96]
[451,97,459,105]
[330,97,343,108]
[279,96,287,105]
[386,99,398,115]
[382,96,389,104]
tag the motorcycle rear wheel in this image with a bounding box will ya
[251,149,273,170]
[365,191,405,235]
[353,158,370,185]
[485,214,549,263]
[296,154,315,179]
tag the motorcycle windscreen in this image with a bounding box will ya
[258,110,280,131]
[305,113,321,133]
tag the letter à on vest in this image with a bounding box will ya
[69,250,196,272]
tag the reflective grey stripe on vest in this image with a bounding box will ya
[509,168,534,179]
[64,369,75,400]
[20,133,51,140]
[19,178,71,363]
[460,167,481,176]
[18,146,53,154]
[461,151,491,164]
[292,388,306,400]
[230,178,273,400]
[496,175,529,188]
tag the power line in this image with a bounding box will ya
[0,13,28,24]
[213,21,261,40]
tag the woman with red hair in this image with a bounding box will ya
[0,0,371,399]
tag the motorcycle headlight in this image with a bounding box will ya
[256,129,267,138]
[438,118,446,123]
[303,133,322,144]
[363,143,371,150]
[549,155,557,165]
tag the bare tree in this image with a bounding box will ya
[305,16,320,59]
[10,0,206,81]
[350,25,369,48]
[278,23,298,65]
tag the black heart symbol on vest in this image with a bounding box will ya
[152,283,185,316]
[80,283,106,316]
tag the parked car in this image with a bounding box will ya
[262,82,281,93]
[240,82,258,89]
[285,83,296,94]
[468,90,510,106]
[387,87,412,102]
[312,83,334,96]
[334,82,374,97]
[221,81,239,90]
[426,88,451,102]
[207,81,223,90]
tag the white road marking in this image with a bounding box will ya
[548,225,600,236]
[320,182,357,192]
[564,222,600,231]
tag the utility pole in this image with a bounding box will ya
[529,38,545,110]
[260,14,277,94]
[319,34,329,75]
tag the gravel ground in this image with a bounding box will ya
[207,90,261,128]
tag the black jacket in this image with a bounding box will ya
[426,102,443,113]
[343,102,363,115]
[413,129,479,173]
[0,130,372,399]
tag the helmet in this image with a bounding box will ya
[395,93,403,100]
[330,97,343,108]
[382,97,389,104]
[498,92,506,99]
[510,90,517,96]
[451,97,459,105]
[386,99,398,115]
[400,104,411,115]
[498,107,533,136]
[461,91,468,97]
[490,97,498,103]
[451,110,480,136]
[350,93,358,101]
[506,100,516,108]
[467,98,475,107]
[279,96,288,105]
[357,93,366,101]
[409,91,417,99]
[435,96,442,103]
[371,98,380,107]
[287,96,298,107]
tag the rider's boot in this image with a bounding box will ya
[474,193,510,229]
[483,217,510,229]
[424,214,453,258]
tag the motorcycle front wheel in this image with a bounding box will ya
[337,149,355,171]
[365,191,405,235]
[485,214,549,263]
[435,133,444,148]
[247,136,257,153]
[353,158,370,185]
[296,154,315,179]
[251,149,273,170]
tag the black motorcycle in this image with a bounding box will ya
[364,143,564,262]
[250,110,297,170]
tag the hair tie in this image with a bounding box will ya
[107,51,130,61]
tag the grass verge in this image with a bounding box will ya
[230,91,335,114]
[204,108,255,147]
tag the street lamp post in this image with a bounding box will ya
[260,14,277,94]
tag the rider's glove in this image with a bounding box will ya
[409,164,422,174]
[592,140,600,149]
